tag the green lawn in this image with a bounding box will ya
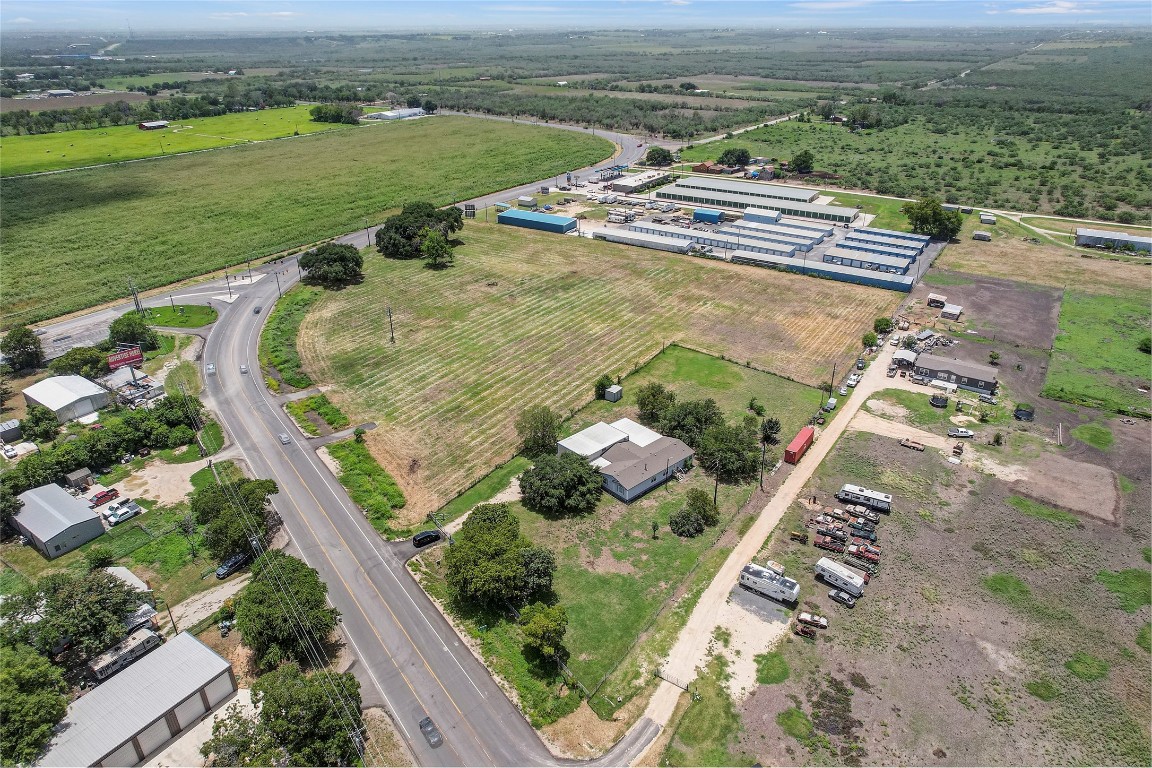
[285,394,350,436]
[1,116,613,327]
[0,105,353,176]
[1041,292,1152,417]
[260,286,322,390]
[142,304,218,328]
[326,439,407,535]
[863,387,1008,430]
[663,655,753,767]
[1070,422,1114,451]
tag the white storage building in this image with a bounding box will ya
[39,632,237,767]
[22,375,110,423]
[13,484,105,560]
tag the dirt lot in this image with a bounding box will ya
[909,270,1063,350]
[738,427,1151,767]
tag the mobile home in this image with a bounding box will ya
[814,557,867,597]
[836,483,893,512]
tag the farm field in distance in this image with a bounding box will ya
[299,220,898,517]
[0,104,365,176]
[0,116,611,327]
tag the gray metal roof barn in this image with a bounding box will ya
[39,632,236,767]
[13,484,104,560]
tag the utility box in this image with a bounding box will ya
[604,385,623,403]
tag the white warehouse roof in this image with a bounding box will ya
[39,633,232,767]
[22,375,106,412]
[559,422,629,458]
[609,418,662,447]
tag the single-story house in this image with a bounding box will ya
[913,353,998,396]
[1074,227,1152,253]
[940,303,963,321]
[137,120,169,130]
[558,418,694,502]
[106,566,157,632]
[22,375,111,424]
[64,467,93,489]
[13,484,104,560]
[915,329,935,342]
[39,632,237,767]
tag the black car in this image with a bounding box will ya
[418,716,443,748]
[215,552,251,579]
[1014,404,1035,421]
[412,530,442,548]
[929,394,949,409]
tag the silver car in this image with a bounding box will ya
[278,433,291,445]
[206,362,216,375]
[240,365,249,375]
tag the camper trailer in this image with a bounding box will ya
[814,557,867,597]
[739,563,801,604]
[88,628,163,681]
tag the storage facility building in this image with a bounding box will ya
[13,484,104,560]
[854,227,930,244]
[362,107,424,120]
[627,222,796,257]
[742,207,782,224]
[497,209,578,234]
[39,632,237,767]
[822,246,913,275]
[836,239,921,261]
[610,170,671,194]
[674,176,819,204]
[590,228,694,254]
[913,353,998,395]
[655,182,859,223]
[844,231,924,255]
[23,375,111,423]
[729,250,915,292]
[724,219,827,244]
[1074,228,1152,252]
[715,226,816,252]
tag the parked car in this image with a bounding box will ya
[88,489,119,508]
[2,445,17,459]
[215,552,251,579]
[929,394,949,409]
[418,717,443,748]
[838,386,849,396]
[102,499,133,520]
[948,427,975,438]
[828,589,857,608]
[107,505,142,526]
[856,358,865,370]
[1014,404,1035,421]
[206,363,217,375]
[413,530,442,548]
[979,394,999,405]
[797,612,829,629]
[240,365,249,375]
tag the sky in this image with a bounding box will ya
[2,0,1150,33]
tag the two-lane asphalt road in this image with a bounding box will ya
[201,265,659,766]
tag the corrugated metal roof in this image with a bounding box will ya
[914,353,997,383]
[823,247,911,269]
[1075,228,1152,245]
[15,484,99,542]
[496,209,577,226]
[22,375,106,412]
[40,632,232,767]
[609,418,662,448]
[559,422,627,458]
[675,176,819,203]
[855,226,931,243]
[656,183,859,220]
[590,229,693,253]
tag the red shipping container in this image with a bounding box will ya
[784,426,815,464]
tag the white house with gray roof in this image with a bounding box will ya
[558,418,693,502]
[13,484,104,559]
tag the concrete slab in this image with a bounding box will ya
[144,687,253,768]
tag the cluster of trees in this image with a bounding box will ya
[375,202,463,269]
[202,663,363,767]
[234,550,337,671]
[0,569,146,761]
[645,146,674,166]
[669,488,720,538]
[1,393,208,500]
[0,326,44,372]
[189,475,280,564]
[519,452,603,517]
[900,197,964,241]
[0,95,243,136]
[300,243,364,287]
[309,103,362,124]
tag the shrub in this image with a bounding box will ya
[669,507,705,538]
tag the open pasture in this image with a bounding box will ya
[299,220,898,515]
[0,105,352,175]
[1,116,611,327]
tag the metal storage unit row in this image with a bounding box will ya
[496,209,578,234]
[627,222,796,257]
[836,239,920,261]
[725,219,826,243]
[844,231,924,254]
[855,226,931,244]
[729,250,914,292]
[675,175,820,203]
[654,184,860,223]
[716,227,815,252]
[590,228,693,254]
[742,207,782,224]
[823,246,911,274]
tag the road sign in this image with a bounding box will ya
[463,203,476,219]
[107,346,143,370]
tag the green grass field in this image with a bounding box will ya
[301,220,897,515]
[0,106,353,176]
[142,304,218,328]
[326,439,407,535]
[1041,292,1152,417]
[1,116,612,327]
[286,394,350,436]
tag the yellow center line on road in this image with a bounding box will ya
[230,317,496,766]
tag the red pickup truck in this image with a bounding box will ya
[88,489,119,508]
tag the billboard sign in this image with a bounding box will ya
[107,347,143,370]
[464,203,476,219]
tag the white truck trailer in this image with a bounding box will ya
[739,563,801,604]
[814,557,867,597]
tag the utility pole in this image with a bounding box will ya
[759,442,767,491]
[274,270,282,298]
[246,258,253,282]
[364,218,370,243]
[387,306,395,344]
[225,273,232,299]
[169,294,175,311]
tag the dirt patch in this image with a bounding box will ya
[714,600,790,703]
[539,692,650,759]
[197,626,257,688]
[909,270,1063,349]
[864,398,910,421]
[117,457,209,506]
[361,708,415,767]
[164,575,250,636]
[1014,452,1120,524]
[580,544,638,575]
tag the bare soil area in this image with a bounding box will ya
[117,457,209,506]
[909,270,1063,349]
[1014,452,1120,524]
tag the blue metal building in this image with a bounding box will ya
[497,209,578,234]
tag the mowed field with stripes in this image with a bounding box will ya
[299,221,900,516]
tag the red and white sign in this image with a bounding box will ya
[107,347,143,370]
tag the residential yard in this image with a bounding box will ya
[734,426,1151,767]
[1,116,612,326]
[409,347,821,737]
[300,220,897,516]
[1041,291,1152,418]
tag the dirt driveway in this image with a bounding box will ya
[117,457,209,506]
